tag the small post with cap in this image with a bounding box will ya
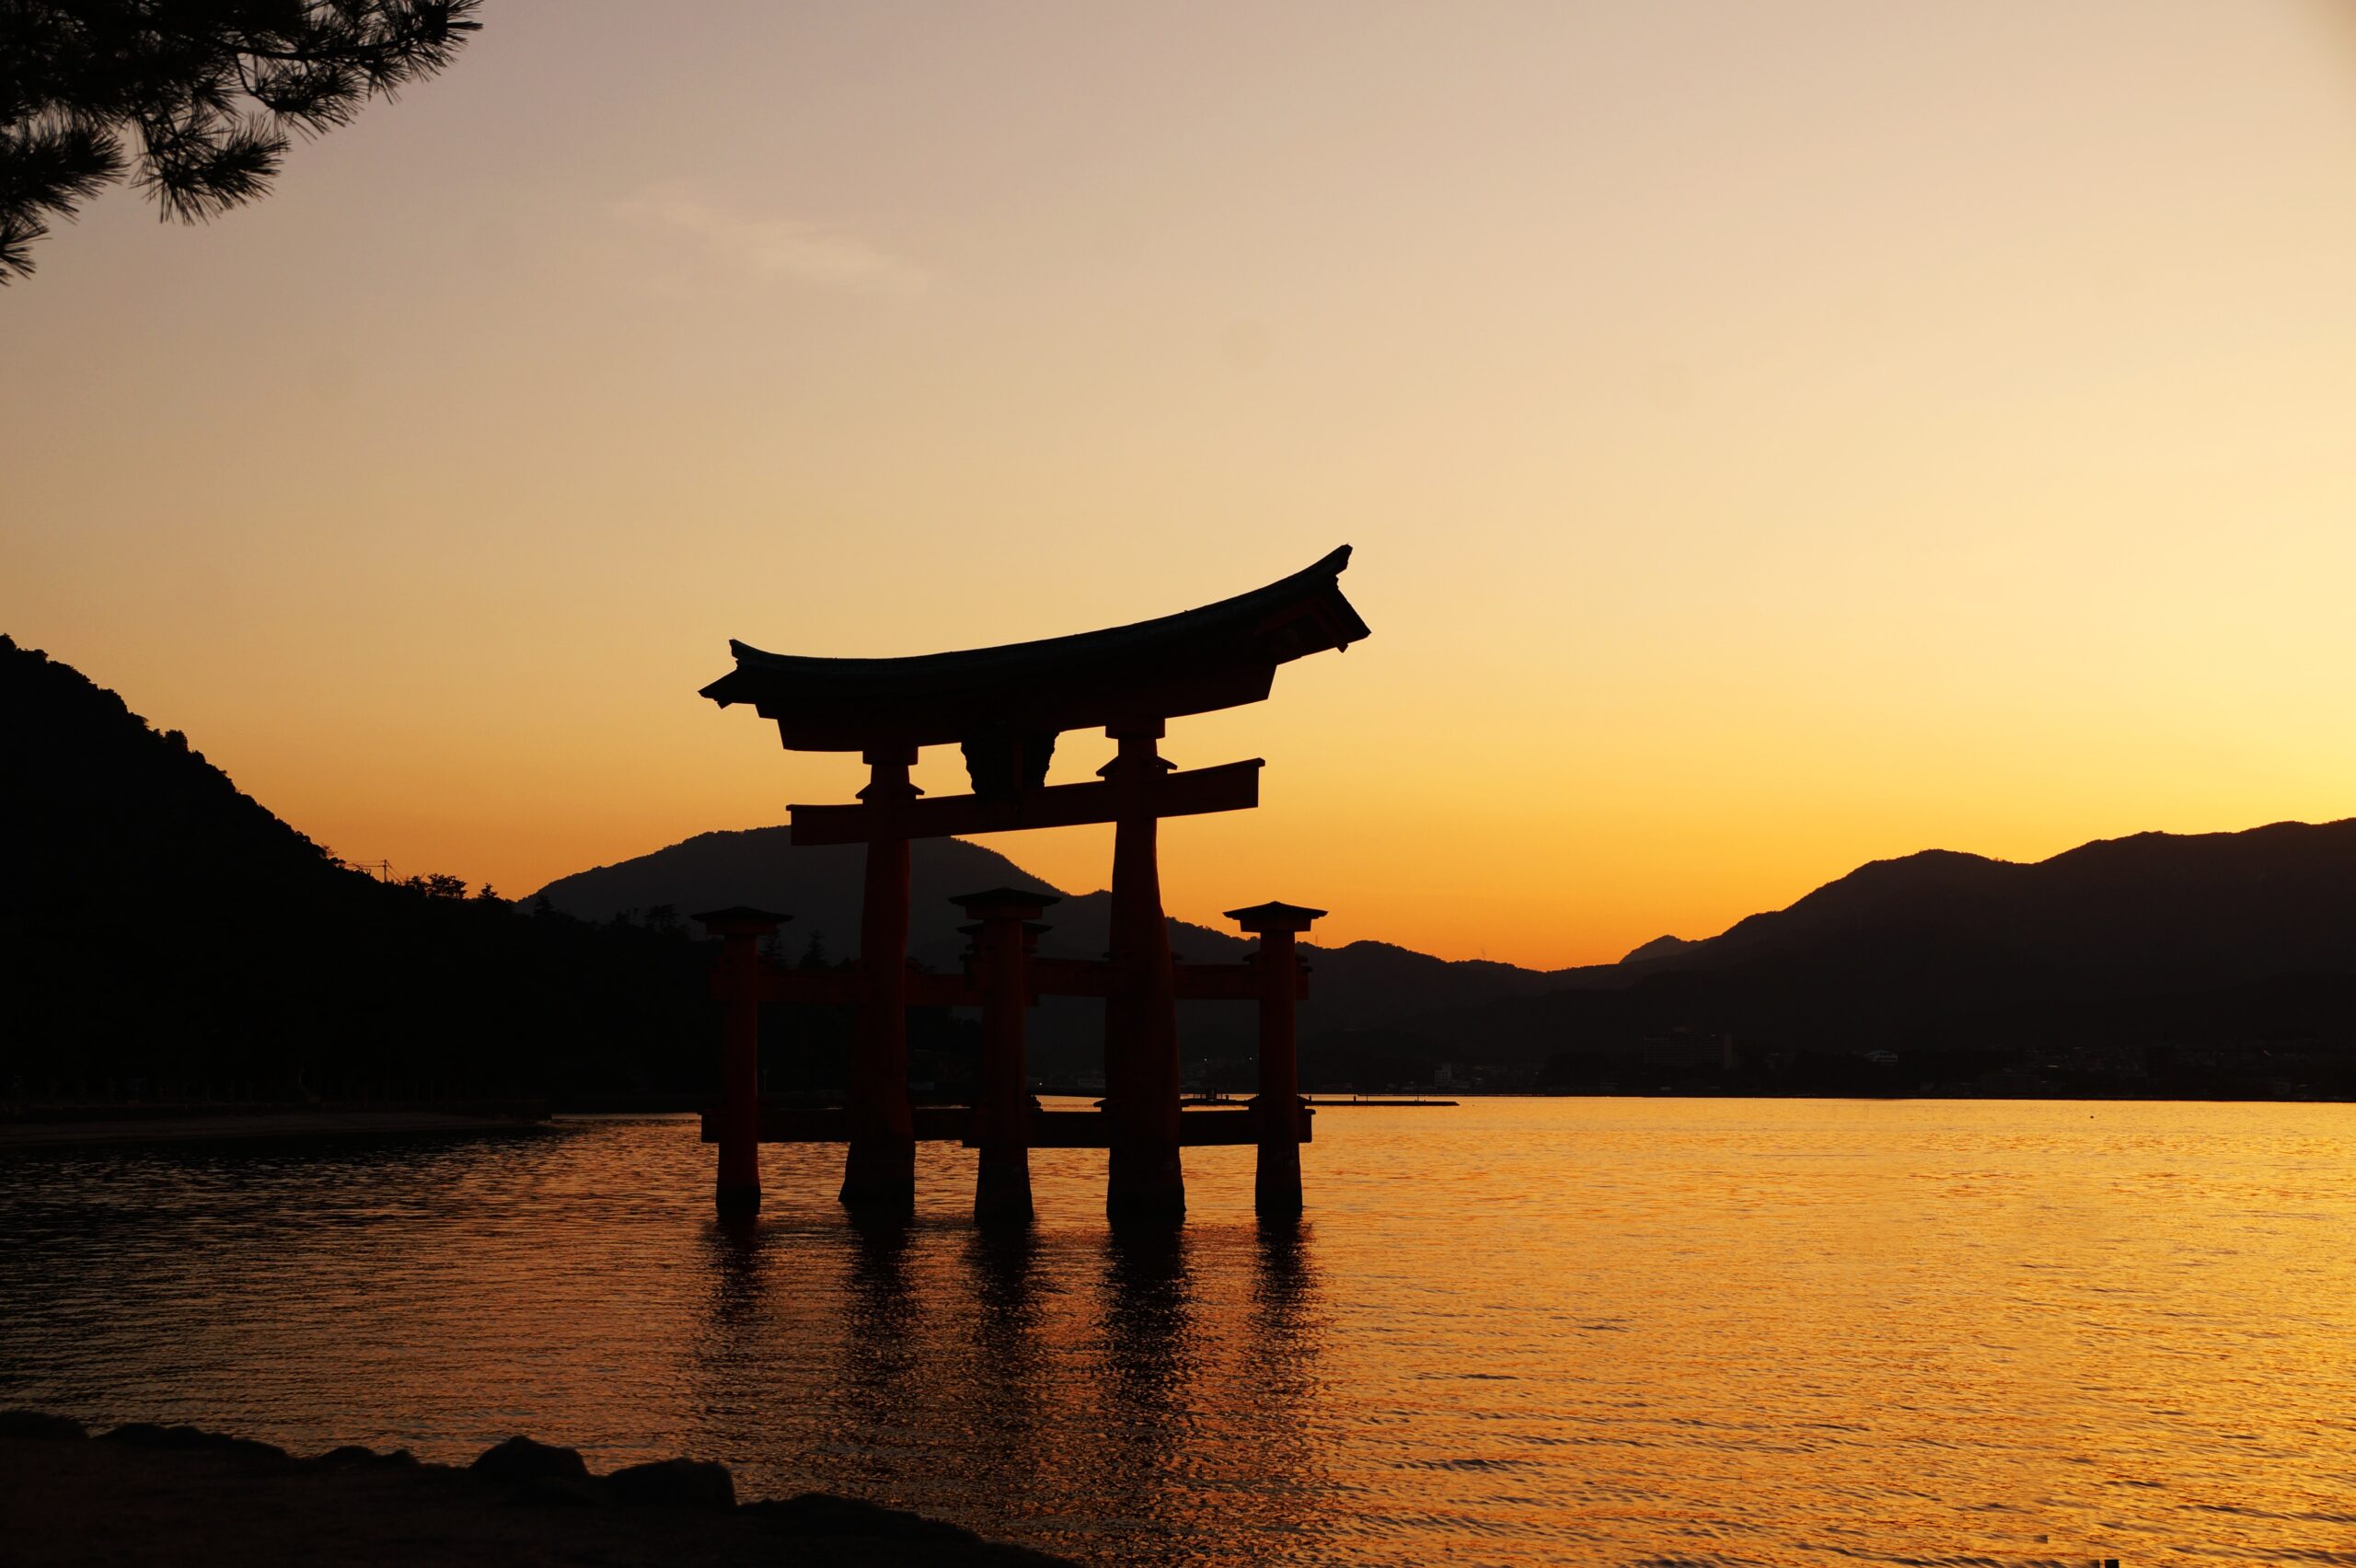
[952,886,1058,1225]
[696,905,791,1218]
[1227,900,1323,1217]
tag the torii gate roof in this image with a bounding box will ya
[702,545,1369,752]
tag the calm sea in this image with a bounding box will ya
[4,1099,2352,1565]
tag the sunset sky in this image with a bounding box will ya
[7,1,2356,968]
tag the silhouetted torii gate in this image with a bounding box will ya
[695,545,1370,1223]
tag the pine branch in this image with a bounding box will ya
[0,0,483,282]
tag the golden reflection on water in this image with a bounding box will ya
[6,1099,2356,1564]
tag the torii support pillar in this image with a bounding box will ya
[1228,901,1324,1217]
[696,906,791,1218]
[841,748,918,1216]
[1103,723,1186,1223]
[953,887,1058,1226]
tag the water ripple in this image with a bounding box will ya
[4,1100,2354,1564]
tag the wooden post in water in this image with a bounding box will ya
[1228,901,1323,1217]
[696,906,790,1218]
[841,747,918,1215]
[1103,722,1185,1223]
[953,887,1058,1225]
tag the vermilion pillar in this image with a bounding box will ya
[1228,901,1323,1217]
[953,886,1057,1225]
[696,906,791,1218]
[1103,722,1184,1222]
[841,747,918,1215]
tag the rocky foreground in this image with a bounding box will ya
[0,1412,1074,1566]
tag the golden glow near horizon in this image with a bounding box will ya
[8,3,2356,967]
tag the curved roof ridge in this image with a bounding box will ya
[700,546,1369,752]
[715,545,1356,678]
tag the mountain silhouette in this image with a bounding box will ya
[520,805,2356,1090]
[1650,827,2356,985]
[3,635,352,903]
[530,828,1062,970]
[1382,824,2356,1089]
[525,836,1576,1060]
[13,631,2350,1102]
[3,635,720,1104]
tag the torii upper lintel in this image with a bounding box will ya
[699,544,1369,758]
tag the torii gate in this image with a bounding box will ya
[696,546,1370,1223]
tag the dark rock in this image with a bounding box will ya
[316,1444,419,1467]
[605,1457,735,1509]
[102,1423,212,1449]
[99,1423,287,1461]
[505,1476,608,1508]
[468,1435,588,1483]
[0,1411,87,1440]
[749,1492,986,1547]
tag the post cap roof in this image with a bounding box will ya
[1224,900,1328,931]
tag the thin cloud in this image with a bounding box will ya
[613,186,928,297]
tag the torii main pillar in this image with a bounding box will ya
[839,747,919,1215]
[1103,722,1185,1222]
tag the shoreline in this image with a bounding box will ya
[8,1087,2348,1154]
[0,1412,1070,1566]
[0,1106,554,1149]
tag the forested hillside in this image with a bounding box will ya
[0,636,717,1104]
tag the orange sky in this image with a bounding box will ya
[7,2,2356,968]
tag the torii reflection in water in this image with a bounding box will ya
[684,1215,1333,1562]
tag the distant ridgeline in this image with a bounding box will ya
[535,809,2356,1101]
[9,633,2355,1106]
